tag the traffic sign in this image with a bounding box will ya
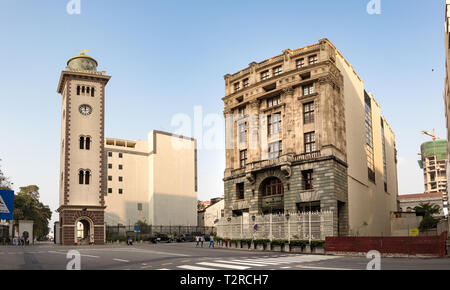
[0,190,14,220]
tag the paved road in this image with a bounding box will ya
[0,242,449,270]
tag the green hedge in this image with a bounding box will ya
[310,240,325,249]
[240,239,252,246]
[288,240,308,248]
[270,239,288,246]
[253,239,270,246]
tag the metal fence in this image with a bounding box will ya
[216,211,334,241]
[105,224,216,240]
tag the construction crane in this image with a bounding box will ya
[421,128,442,141]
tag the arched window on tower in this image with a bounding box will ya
[86,87,90,94]
[91,87,95,97]
[85,171,91,185]
[77,86,80,95]
[79,170,84,185]
[81,86,85,94]
[85,137,91,150]
[80,136,85,149]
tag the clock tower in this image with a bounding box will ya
[57,52,111,245]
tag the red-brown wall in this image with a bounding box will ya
[325,232,448,258]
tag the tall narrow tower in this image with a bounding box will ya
[57,52,111,245]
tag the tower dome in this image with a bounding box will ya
[66,51,98,71]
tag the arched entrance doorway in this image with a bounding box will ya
[259,177,284,214]
[75,217,94,245]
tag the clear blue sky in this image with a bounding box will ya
[0,0,446,226]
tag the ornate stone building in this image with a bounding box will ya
[222,39,398,236]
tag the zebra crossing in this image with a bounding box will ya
[156,254,343,270]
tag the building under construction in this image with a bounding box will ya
[418,140,448,194]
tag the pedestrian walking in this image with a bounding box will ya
[209,235,214,248]
[195,235,199,247]
[200,235,204,247]
[20,236,24,247]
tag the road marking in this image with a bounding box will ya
[296,265,354,270]
[197,262,249,270]
[47,250,99,258]
[181,259,191,263]
[157,268,170,270]
[162,262,173,266]
[233,259,284,265]
[141,265,153,269]
[215,260,266,267]
[280,266,292,269]
[178,265,218,270]
[113,258,130,263]
[100,248,188,257]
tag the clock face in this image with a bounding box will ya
[79,104,92,116]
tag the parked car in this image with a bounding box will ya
[176,234,195,242]
[151,233,173,243]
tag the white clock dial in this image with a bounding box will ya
[79,104,92,116]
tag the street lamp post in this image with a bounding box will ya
[285,211,290,244]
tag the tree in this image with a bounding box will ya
[0,159,13,190]
[13,186,52,239]
[197,200,206,211]
[414,202,441,230]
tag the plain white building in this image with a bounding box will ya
[104,130,197,227]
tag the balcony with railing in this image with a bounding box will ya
[229,151,322,177]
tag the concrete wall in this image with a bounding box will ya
[104,131,197,227]
[203,200,224,227]
[326,233,448,258]
[335,48,398,236]
[104,140,149,225]
[151,131,197,226]
[390,212,422,237]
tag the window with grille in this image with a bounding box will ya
[262,177,284,197]
[267,95,281,108]
[302,170,313,190]
[304,132,316,153]
[381,118,387,191]
[273,65,283,76]
[236,183,245,200]
[240,150,247,168]
[243,78,249,88]
[268,141,282,159]
[303,102,315,124]
[234,82,241,92]
[239,122,247,143]
[268,113,281,136]
[309,55,318,65]
[237,106,246,118]
[303,84,314,96]
[296,58,305,69]
[365,92,375,183]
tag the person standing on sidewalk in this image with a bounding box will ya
[200,235,204,247]
[195,235,199,247]
[209,234,214,248]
